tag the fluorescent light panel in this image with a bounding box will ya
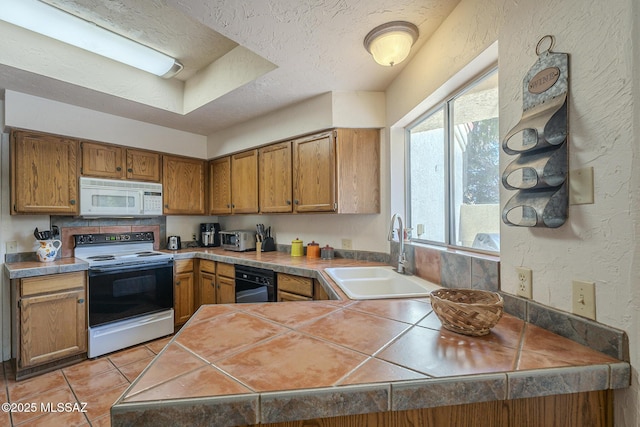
[0,0,182,78]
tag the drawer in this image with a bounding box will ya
[278,290,312,302]
[21,272,86,296]
[199,259,216,274]
[174,259,194,274]
[277,273,313,298]
[217,262,235,278]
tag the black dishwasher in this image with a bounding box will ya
[234,265,277,303]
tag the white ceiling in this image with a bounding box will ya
[0,0,460,135]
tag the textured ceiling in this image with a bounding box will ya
[0,0,461,135]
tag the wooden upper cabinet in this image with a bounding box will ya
[81,141,125,179]
[162,155,206,215]
[292,131,336,213]
[11,130,79,215]
[259,141,292,213]
[231,149,259,214]
[335,128,380,214]
[82,142,161,182]
[126,148,161,182]
[209,156,232,215]
[292,128,380,214]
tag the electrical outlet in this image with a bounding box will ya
[6,241,17,253]
[341,238,352,250]
[572,280,596,320]
[516,267,533,299]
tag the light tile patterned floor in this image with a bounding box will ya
[1,335,172,427]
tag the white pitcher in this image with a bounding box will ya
[36,239,62,263]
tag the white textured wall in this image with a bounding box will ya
[387,0,638,424]
[208,91,389,253]
[499,2,637,424]
[4,91,207,157]
[207,92,334,157]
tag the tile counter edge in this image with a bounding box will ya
[111,363,629,426]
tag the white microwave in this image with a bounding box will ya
[79,177,163,217]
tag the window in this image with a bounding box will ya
[407,69,500,253]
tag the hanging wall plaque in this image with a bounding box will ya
[502,35,569,228]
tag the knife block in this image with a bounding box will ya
[260,237,276,252]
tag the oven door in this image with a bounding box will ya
[88,261,174,327]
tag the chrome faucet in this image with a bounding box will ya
[387,214,406,274]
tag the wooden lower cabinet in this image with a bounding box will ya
[13,272,87,379]
[216,263,236,304]
[197,260,217,306]
[174,260,195,326]
[277,273,313,301]
[277,273,329,301]
[252,390,612,427]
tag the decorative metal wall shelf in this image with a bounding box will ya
[502,35,569,228]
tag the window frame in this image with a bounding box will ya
[405,66,499,254]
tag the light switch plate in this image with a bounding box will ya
[569,167,594,205]
[572,280,596,320]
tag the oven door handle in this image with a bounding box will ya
[89,261,174,275]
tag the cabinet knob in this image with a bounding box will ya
[286,200,291,205]
[127,168,133,173]
[70,199,76,205]
[165,204,169,208]
[116,166,122,171]
[231,204,235,208]
[294,199,299,205]
[176,281,181,286]
[77,298,85,304]
[226,204,230,208]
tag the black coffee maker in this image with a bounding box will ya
[200,223,221,247]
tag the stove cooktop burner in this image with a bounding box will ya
[87,255,116,261]
[73,232,173,267]
[136,252,161,257]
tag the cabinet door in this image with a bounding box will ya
[81,141,125,179]
[259,141,292,213]
[174,272,194,326]
[292,131,336,213]
[126,148,161,182]
[217,276,236,304]
[198,271,216,306]
[335,129,380,213]
[19,288,86,368]
[11,131,79,215]
[163,155,206,215]
[209,157,232,215]
[231,149,259,214]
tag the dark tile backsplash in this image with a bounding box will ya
[390,241,627,361]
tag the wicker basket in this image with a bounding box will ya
[429,289,504,336]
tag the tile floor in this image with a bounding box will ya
[0,335,172,427]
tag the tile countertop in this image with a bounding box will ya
[110,248,631,427]
[3,249,631,426]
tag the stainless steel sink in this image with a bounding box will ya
[324,266,440,300]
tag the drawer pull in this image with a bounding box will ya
[78,298,85,304]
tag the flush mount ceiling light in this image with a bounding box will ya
[0,0,183,78]
[364,21,419,67]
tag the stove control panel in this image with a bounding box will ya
[73,232,155,246]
